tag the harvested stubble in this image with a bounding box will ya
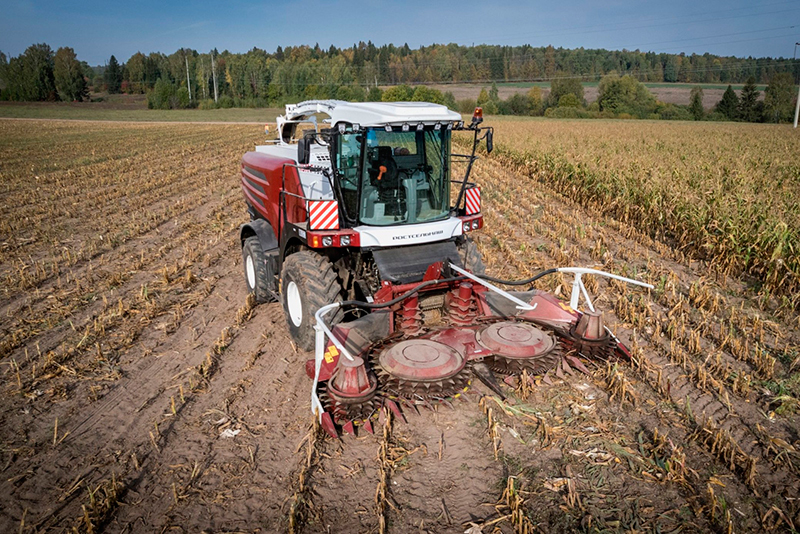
[479,395,503,460]
[500,476,535,534]
[376,408,393,534]
[288,417,323,534]
[0,121,255,399]
[460,153,800,531]
[374,409,427,534]
[72,474,122,534]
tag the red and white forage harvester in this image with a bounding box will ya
[239,100,651,437]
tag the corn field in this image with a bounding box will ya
[486,118,800,312]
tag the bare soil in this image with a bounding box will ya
[0,120,797,534]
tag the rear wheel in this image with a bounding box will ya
[459,236,486,275]
[242,236,274,303]
[281,251,344,351]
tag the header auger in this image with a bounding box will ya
[239,100,652,438]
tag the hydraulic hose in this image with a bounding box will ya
[476,268,559,286]
[339,276,466,310]
[338,268,560,311]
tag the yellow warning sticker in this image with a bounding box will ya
[323,344,339,364]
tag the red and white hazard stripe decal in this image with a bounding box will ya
[465,187,481,215]
[308,200,339,230]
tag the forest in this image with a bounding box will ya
[1,41,797,121]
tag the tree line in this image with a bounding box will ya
[0,44,90,101]
[1,41,797,122]
[459,72,795,123]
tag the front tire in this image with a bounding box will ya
[242,236,274,303]
[280,251,343,351]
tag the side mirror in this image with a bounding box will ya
[486,130,493,154]
[297,137,310,164]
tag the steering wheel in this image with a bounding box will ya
[397,167,417,181]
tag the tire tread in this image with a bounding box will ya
[281,251,343,351]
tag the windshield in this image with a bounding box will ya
[338,127,450,226]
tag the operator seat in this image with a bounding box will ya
[367,146,406,218]
[369,146,400,188]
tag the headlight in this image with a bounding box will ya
[322,236,333,247]
[463,222,470,233]
[472,220,480,230]
[340,235,350,246]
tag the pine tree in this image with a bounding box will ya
[104,55,122,93]
[738,76,760,122]
[489,82,499,103]
[543,45,556,78]
[477,88,490,107]
[715,85,739,120]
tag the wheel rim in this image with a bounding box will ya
[245,254,256,290]
[286,281,303,327]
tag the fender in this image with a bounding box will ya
[240,218,278,253]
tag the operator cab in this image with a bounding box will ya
[259,100,468,232]
[247,100,490,253]
[336,125,450,227]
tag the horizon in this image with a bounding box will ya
[2,0,799,66]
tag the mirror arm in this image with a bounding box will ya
[453,128,479,212]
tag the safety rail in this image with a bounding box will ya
[311,303,354,417]
[557,267,653,311]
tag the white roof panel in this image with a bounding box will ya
[283,100,461,127]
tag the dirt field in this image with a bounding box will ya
[1,119,798,533]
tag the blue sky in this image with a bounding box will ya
[1,0,799,65]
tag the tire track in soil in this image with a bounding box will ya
[0,121,316,533]
[0,122,260,531]
[309,395,504,534]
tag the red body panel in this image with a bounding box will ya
[241,151,307,232]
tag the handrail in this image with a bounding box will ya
[311,303,353,419]
[279,162,339,230]
[449,264,537,311]
[556,267,653,311]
